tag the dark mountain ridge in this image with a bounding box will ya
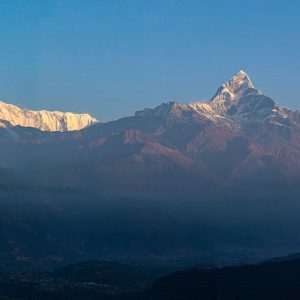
[3,256,300,300]
[149,258,300,300]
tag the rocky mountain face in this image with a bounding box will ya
[1,70,300,202]
[0,101,97,131]
[1,71,300,269]
[135,70,287,123]
[2,70,300,189]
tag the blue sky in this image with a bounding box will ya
[0,0,299,120]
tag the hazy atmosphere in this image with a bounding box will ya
[1,1,300,299]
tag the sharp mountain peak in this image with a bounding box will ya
[213,70,258,101]
[136,71,275,122]
[0,71,287,132]
[227,70,254,88]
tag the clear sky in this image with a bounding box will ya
[0,0,299,120]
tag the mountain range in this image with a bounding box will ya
[2,70,300,182]
[1,71,300,269]
[0,101,96,131]
[3,254,300,299]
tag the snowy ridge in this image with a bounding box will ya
[136,70,292,125]
[0,101,97,132]
[209,70,261,116]
[0,70,295,133]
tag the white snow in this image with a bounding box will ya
[0,101,97,132]
[135,71,291,126]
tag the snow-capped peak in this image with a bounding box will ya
[209,70,261,115]
[0,101,97,132]
[135,71,279,125]
[215,70,257,100]
[224,70,254,93]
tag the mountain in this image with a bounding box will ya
[1,71,300,269]
[135,70,287,124]
[0,101,97,131]
[3,70,299,194]
[0,178,262,271]
[0,260,174,300]
[3,256,300,300]
[148,258,300,300]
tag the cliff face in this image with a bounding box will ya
[0,101,97,131]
